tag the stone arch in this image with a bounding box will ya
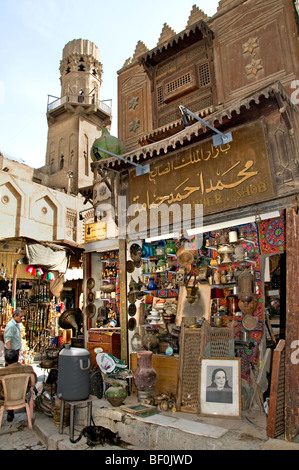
[30,192,62,241]
[0,180,24,238]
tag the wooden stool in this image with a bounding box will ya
[59,396,93,441]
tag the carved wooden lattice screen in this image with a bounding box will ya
[176,324,205,413]
[267,340,286,438]
[176,322,234,413]
[204,323,235,357]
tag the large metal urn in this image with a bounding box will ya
[57,345,90,401]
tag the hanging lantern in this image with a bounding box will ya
[26,266,34,275]
[46,272,55,282]
[38,267,44,276]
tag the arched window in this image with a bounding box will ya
[60,155,64,170]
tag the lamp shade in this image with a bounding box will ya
[211,288,225,299]
[26,265,34,275]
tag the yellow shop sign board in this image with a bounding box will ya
[85,222,107,243]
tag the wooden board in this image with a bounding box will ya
[130,353,179,397]
[285,208,299,441]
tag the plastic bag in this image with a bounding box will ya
[96,352,127,374]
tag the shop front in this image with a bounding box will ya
[0,237,84,366]
[90,82,299,441]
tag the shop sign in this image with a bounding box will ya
[129,120,275,222]
[85,221,107,243]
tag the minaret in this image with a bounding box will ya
[40,39,111,194]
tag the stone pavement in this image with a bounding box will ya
[0,359,298,451]
[0,401,299,451]
[0,412,46,450]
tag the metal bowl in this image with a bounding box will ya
[217,244,234,255]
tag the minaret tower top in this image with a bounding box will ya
[59,39,103,101]
[42,38,111,195]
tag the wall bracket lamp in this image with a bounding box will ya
[179,105,233,147]
[93,146,150,176]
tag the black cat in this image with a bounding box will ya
[70,425,120,447]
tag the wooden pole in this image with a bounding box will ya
[119,238,128,364]
[285,207,299,441]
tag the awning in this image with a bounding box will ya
[26,242,69,274]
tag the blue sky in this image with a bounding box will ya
[0,0,219,168]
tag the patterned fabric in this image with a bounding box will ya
[257,215,286,255]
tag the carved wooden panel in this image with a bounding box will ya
[213,0,299,103]
[267,340,285,438]
[118,65,152,151]
[176,324,205,413]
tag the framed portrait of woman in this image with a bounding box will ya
[198,358,241,418]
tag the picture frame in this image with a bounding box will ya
[198,357,241,418]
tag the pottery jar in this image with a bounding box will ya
[133,351,156,394]
[105,383,127,407]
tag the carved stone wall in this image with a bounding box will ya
[0,157,87,243]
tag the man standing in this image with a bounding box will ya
[3,309,24,355]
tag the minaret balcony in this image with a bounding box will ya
[47,94,112,116]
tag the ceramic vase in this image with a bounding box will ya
[147,277,157,290]
[133,351,156,402]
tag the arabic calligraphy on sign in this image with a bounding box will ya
[129,120,275,217]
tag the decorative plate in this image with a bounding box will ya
[128,303,137,317]
[87,278,95,289]
[128,317,137,331]
[242,314,257,331]
[86,303,96,318]
[130,243,142,262]
[126,260,135,273]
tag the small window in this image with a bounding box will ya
[60,155,64,170]
[199,63,211,87]
[157,86,164,107]
[166,73,191,94]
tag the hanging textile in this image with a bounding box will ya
[257,215,286,255]
[26,242,69,274]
